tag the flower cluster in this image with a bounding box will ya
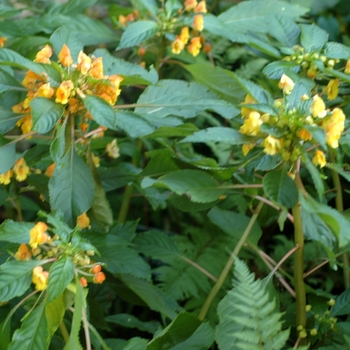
[14,220,106,291]
[240,74,345,168]
[0,158,30,185]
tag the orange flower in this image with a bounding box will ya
[0,170,13,185]
[58,44,73,67]
[187,37,202,57]
[15,244,32,261]
[44,163,55,177]
[77,212,91,229]
[184,0,197,11]
[13,158,30,182]
[35,83,54,98]
[194,1,207,13]
[79,277,88,287]
[77,50,91,75]
[89,57,104,79]
[29,222,50,249]
[312,150,326,168]
[171,38,185,54]
[22,70,43,88]
[93,272,106,284]
[91,264,102,274]
[55,80,74,105]
[32,266,49,291]
[138,47,146,56]
[193,14,204,31]
[109,75,124,89]
[297,129,312,141]
[0,37,7,47]
[203,42,212,53]
[35,45,52,64]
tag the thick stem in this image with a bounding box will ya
[117,184,133,223]
[59,321,70,343]
[198,200,264,320]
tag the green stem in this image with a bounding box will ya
[329,149,349,289]
[59,321,70,343]
[198,200,264,321]
[155,35,167,73]
[117,184,133,223]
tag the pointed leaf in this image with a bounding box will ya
[46,294,66,338]
[0,68,25,93]
[300,24,328,52]
[324,42,350,59]
[0,107,22,133]
[0,220,33,243]
[330,289,350,317]
[0,136,16,173]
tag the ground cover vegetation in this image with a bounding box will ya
[1,0,350,349]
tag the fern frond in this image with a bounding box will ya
[216,259,290,350]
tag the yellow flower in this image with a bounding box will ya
[193,14,204,31]
[242,143,255,156]
[179,27,190,45]
[240,111,262,136]
[171,38,185,54]
[77,212,91,229]
[22,70,43,88]
[194,1,207,13]
[35,45,52,64]
[55,80,74,105]
[297,129,312,141]
[345,59,350,74]
[35,83,55,99]
[0,37,7,47]
[184,0,197,11]
[187,37,202,57]
[58,44,73,67]
[325,79,339,101]
[29,222,50,249]
[263,136,282,155]
[77,50,91,75]
[278,74,295,95]
[312,150,326,168]
[0,170,13,185]
[15,244,32,261]
[32,266,49,291]
[89,57,104,79]
[17,115,33,134]
[91,153,100,168]
[310,95,327,118]
[241,94,256,118]
[109,75,124,89]
[106,139,120,158]
[13,158,30,182]
[322,108,345,148]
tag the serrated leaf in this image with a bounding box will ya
[30,98,64,134]
[117,21,159,50]
[144,123,198,138]
[0,220,33,243]
[267,14,301,47]
[0,260,42,302]
[263,168,298,208]
[140,153,179,177]
[0,68,25,93]
[324,42,350,59]
[0,107,22,133]
[300,24,328,52]
[123,337,148,350]
[115,111,155,137]
[8,301,49,350]
[46,294,66,338]
[141,169,224,203]
[0,136,16,173]
[180,127,251,145]
[263,61,300,80]
[47,256,74,303]
[49,147,94,227]
[330,289,350,317]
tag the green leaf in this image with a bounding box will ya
[47,0,98,15]
[140,153,179,177]
[115,111,155,137]
[207,207,262,246]
[263,61,300,80]
[0,107,22,133]
[46,294,66,339]
[300,24,328,52]
[0,317,10,350]
[141,169,225,203]
[8,301,49,350]
[123,338,148,350]
[135,80,239,120]
[0,260,42,302]
[83,95,117,130]
[30,98,65,134]
[144,123,199,139]
[117,21,159,50]
[42,211,72,242]
[146,312,214,350]
[133,0,158,17]
[326,163,350,183]
[50,121,67,163]
[49,147,94,227]
[323,42,350,59]
[180,127,251,145]
[0,220,33,243]
[0,68,26,93]
[64,278,84,350]
[106,314,160,334]
[216,259,289,350]
[330,289,350,317]
[0,136,16,173]
[47,256,75,303]
[263,168,298,208]
[301,195,350,247]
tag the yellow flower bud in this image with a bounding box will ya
[58,44,73,67]
[312,150,326,168]
[263,136,283,156]
[325,79,339,101]
[278,74,295,94]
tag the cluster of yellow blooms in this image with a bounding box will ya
[0,158,30,185]
[240,74,345,168]
[14,220,105,291]
[171,1,209,57]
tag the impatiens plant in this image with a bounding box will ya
[1,0,350,349]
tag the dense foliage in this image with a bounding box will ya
[1,0,350,349]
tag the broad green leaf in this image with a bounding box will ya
[106,314,160,334]
[117,21,159,50]
[263,61,300,80]
[64,278,84,350]
[180,127,251,145]
[300,24,328,52]
[326,163,350,183]
[8,301,49,350]
[30,98,64,134]
[46,294,66,338]
[147,312,214,350]
[120,274,178,319]
[84,95,117,130]
[123,337,148,350]
[0,220,33,243]
[115,111,155,137]
[330,289,350,317]
[207,207,262,246]
[133,0,158,17]
[49,147,94,227]
[135,80,239,120]
[165,0,182,18]
[47,256,75,302]
[0,260,42,302]
[324,42,350,59]
[144,123,198,139]
[0,68,25,93]
[263,168,298,208]
[0,317,10,350]
[24,144,50,166]
[301,195,350,247]
[47,0,97,15]
[140,153,179,177]
[0,107,22,133]
[0,136,16,173]
[141,169,224,203]
[42,211,72,242]
[50,121,67,163]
